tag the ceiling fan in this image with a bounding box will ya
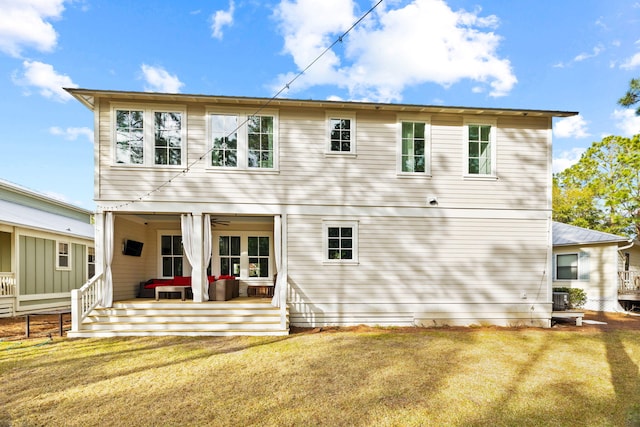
[210,217,230,227]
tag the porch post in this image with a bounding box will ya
[192,214,205,303]
[279,214,288,330]
[94,212,105,305]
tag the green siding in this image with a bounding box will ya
[19,236,88,295]
[0,231,10,271]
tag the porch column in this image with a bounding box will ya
[182,214,206,302]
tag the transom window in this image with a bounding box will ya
[209,110,278,170]
[161,234,183,278]
[464,119,496,177]
[323,221,359,264]
[113,105,185,166]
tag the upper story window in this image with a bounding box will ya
[113,104,185,166]
[326,112,356,154]
[464,118,496,177]
[208,110,278,170]
[397,115,431,175]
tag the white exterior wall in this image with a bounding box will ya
[92,95,556,327]
[553,244,622,312]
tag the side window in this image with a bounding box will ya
[115,109,144,164]
[154,112,183,165]
[323,221,359,264]
[248,236,270,277]
[87,247,95,279]
[161,234,183,277]
[211,114,238,167]
[464,119,496,177]
[555,252,590,281]
[57,242,71,270]
[248,115,274,168]
[327,112,356,154]
[219,236,241,276]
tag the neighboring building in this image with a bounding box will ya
[552,221,635,312]
[0,179,94,317]
[66,88,577,336]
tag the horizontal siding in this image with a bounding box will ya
[95,100,551,213]
[286,214,551,326]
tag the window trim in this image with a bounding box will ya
[396,114,431,176]
[462,117,497,179]
[111,103,187,167]
[322,220,359,265]
[56,241,71,271]
[212,230,274,281]
[325,111,356,155]
[554,252,590,281]
[206,108,279,171]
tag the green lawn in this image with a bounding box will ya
[2,328,640,426]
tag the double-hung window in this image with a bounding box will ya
[327,112,356,154]
[323,220,359,264]
[57,241,71,270]
[209,110,278,170]
[398,115,431,175]
[87,247,95,279]
[114,105,185,166]
[464,118,496,177]
[554,252,590,281]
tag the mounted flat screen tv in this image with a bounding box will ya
[123,239,144,257]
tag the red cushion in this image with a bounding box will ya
[218,275,235,280]
[144,279,173,289]
[172,276,192,286]
[208,276,215,283]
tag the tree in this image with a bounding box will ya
[555,134,640,238]
[618,77,640,116]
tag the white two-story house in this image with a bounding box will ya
[66,88,576,337]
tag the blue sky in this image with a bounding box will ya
[1,0,639,210]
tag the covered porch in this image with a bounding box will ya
[71,211,289,337]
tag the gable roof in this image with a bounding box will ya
[552,221,630,246]
[65,88,578,118]
[0,199,94,240]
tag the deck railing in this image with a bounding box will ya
[71,273,102,331]
[619,270,640,294]
[0,272,16,297]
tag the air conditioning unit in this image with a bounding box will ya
[553,292,569,311]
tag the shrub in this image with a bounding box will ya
[553,287,587,309]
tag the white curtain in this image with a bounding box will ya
[203,214,212,301]
[102,211,114,307]
[181,214,202,301]
[271,215,282,307]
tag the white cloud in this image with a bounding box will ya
[553,115,590,139]
[0,0,66,57]
[273,0,517,102]
[612,109,640,136]
[140,64,184,93]
[553,147,585,173]
[12,60,77,102]
[49,126,93,143]
[621,52,640,70]
[574,44,604,62]
[211,1,235,39]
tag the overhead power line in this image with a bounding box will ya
[101,0,384,211]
